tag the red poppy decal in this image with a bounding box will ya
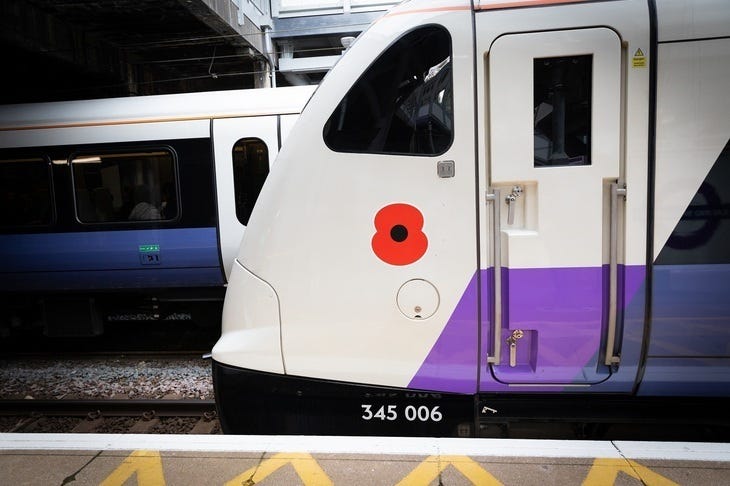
[372,203,428,266]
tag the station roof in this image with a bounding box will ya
[1,0,395,104]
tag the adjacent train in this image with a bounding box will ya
[0,85,315,336]
[212,0,730,436]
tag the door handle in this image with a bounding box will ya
[505,186,522,226]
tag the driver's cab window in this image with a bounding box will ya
[324,25,453,156]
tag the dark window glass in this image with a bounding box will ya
[72,150,177,223]
[0,157,53,227]
[534,55,592,167]
[324,26,453,155]
[233,138,269,225]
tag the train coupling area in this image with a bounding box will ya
[1,434,729,485]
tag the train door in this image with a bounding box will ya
[481,27,624,386]
[213,117,279,280]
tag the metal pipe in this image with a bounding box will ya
[486,188,502,364]
[262,26,277,88]
[605,182,625,366]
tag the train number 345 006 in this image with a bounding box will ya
[360,404,443,422]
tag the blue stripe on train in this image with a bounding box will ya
[0,227,224,291]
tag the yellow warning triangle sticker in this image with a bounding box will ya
[100,450,166,486]
[632,48,647,68]
[396,455,502,486]
[582,458,679,485]
[225,452,333,486]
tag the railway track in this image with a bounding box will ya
[0,399,219,434]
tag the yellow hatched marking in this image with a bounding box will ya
[583,458,679,486]
[224,452,333,486]
[396,455,503,486]
[100,450,166,486]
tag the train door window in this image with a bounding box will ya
[232,138,269,225]
[0,156,53,228]
[323,25,453,155]
[71,149,177,223]
[534,55,592,167]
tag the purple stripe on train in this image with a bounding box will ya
[408,265,646,393]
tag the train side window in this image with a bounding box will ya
[323,25,453,156]
[71,150,177,223]
[534,55,592,167]
[0,157,53,228]
[232,138,269,225]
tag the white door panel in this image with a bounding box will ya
[490,28,621,269]
[213,116,279,280]
[486,27,622,385]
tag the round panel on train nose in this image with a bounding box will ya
[396,279,439,320]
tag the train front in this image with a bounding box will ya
[212,0,479,436]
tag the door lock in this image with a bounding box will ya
[506,329,524,367]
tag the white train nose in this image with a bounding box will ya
[213,259,284,374]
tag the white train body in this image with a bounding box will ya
[213,0,730,436]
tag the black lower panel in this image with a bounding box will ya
[476,394,730,440]
[212,361,475,436]
[214,362,730,439]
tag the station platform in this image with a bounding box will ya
[1,434,729,485]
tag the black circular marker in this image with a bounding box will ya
[390,224,408,242]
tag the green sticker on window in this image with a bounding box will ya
[139,244,160,252]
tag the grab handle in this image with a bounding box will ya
[486,188,502,364]
[605,181,626,366]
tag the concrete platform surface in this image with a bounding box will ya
[1,434,729,485]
